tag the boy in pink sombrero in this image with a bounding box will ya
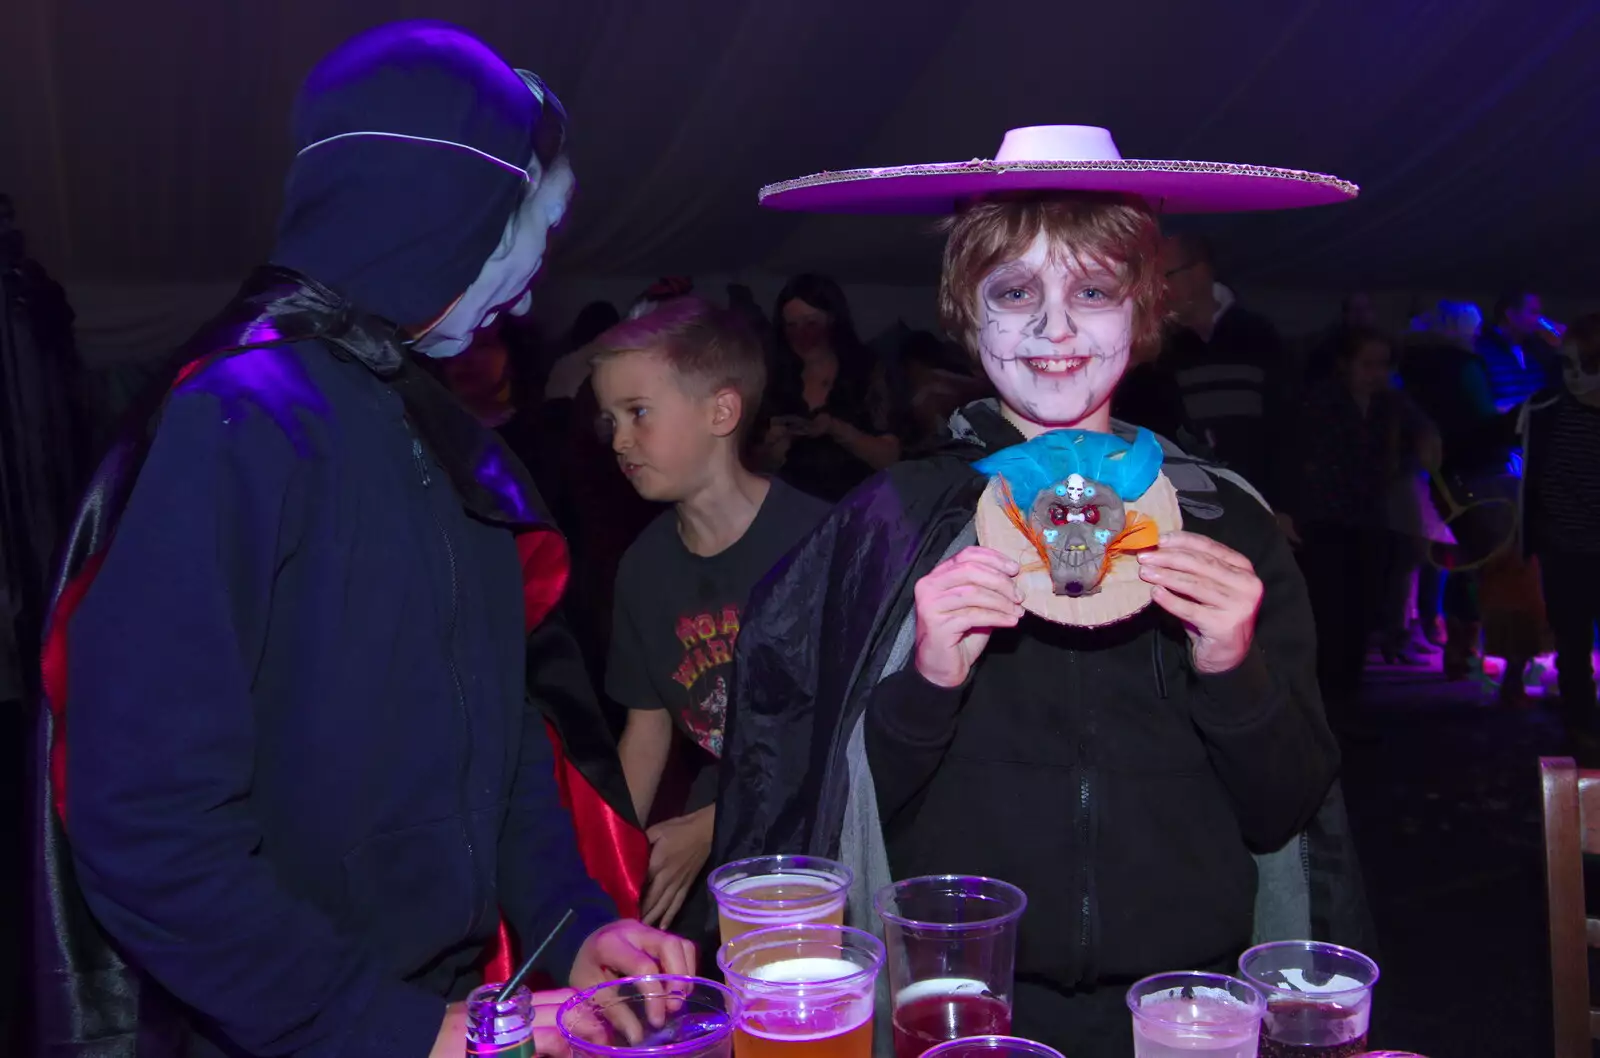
[711,126,1372,1056]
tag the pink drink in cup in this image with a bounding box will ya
[1126,973,1266,1058]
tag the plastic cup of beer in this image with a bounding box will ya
[873,875,1027,1058]
[1239,941,1380,1058]
[559,975,739,1058]
[919,1037,1065,1058]
[717,923,884,1058]
[709,855,853,945]
[1126,972,1265,1057]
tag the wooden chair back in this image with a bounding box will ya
[1540,756,1600,1056]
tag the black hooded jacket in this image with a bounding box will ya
[28,23,619,1058]
[712,401,1365,1057]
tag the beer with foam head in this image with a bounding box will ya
[709,856,852,945]
[718,926,883,1058]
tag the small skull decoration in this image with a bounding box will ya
[1030,473,1126,597]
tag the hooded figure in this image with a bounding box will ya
[27,22,690,1058]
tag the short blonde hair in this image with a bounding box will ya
[937,193,1167,356]
[588,295,767,437]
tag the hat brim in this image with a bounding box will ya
[760,158,1357,215]
[974,471,1184,629]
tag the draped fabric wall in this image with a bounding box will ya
[4,0,1600,429]
[2,0,1598,301]
[0,253,81,703]
[0,253,80,1044]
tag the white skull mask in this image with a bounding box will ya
[412,153,574,359]
[1065,475,1086,504]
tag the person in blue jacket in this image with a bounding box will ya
[28,21,691,1058]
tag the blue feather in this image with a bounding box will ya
[974,429,1164,509]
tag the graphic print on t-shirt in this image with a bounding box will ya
[607,480,830,772]
[669,606,739,756]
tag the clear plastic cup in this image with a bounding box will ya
[558,975,739,1058]
[709,856,853,945]
[1239,941,1380,1058]
[873,876,1027,1058]
[919,1036,1065,1058]
[1126,972,1265,1058]
[717,923,884,1058]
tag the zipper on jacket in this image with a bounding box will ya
[1150,632,1169,700]
[410,429,484,938]
[1078,776,1092,972]
[1071,648,1095,984]
[411,437,432,487]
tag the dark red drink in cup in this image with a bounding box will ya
[1253,1001,1367,1058]
[873,876,1027,1058]
[891,982,1012,1058]
[1240,941,1380,1058]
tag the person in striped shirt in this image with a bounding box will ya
[1522,314,1600,759]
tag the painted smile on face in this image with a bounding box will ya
[976,232,1134,431]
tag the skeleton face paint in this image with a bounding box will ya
[974,232,1134,432]
[1563,340,1600,406]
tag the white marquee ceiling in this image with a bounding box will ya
[3,0,1597,296]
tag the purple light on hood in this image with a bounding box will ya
[176,323,330,457]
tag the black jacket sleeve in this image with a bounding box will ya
[864,668,968,823]
[1188,480,1341,852]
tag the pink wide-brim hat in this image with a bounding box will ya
[759,125,1358,214]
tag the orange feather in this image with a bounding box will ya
[1099,510,1161,579]
[995,478,1051,572]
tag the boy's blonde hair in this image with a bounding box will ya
[589,295,766,439]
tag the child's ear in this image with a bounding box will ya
[710,388,743,439]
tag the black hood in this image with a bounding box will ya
[270,20,537,329]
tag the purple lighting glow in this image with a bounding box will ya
[176,328,330,457]
[473,443,534,523]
